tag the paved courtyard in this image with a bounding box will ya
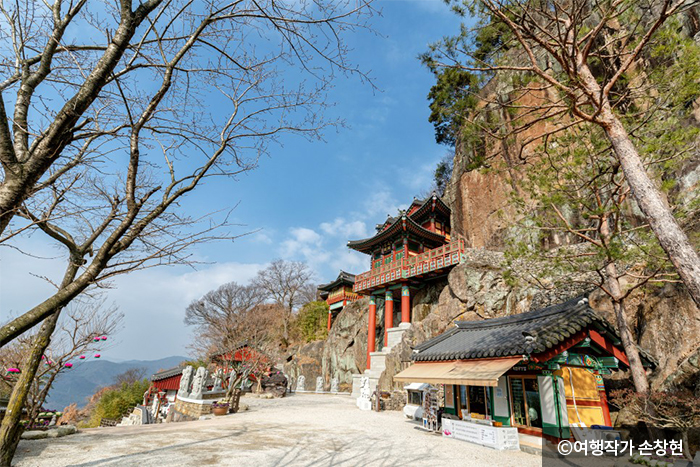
[14,393,541,466]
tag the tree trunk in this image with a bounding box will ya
[604,263,650,394]
[0,311,60,466]
[602,114,700,308]
[577,61,700,309]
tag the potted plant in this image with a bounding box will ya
[211,402,229,416]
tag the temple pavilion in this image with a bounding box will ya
[317,271,361,330]
[347,193,466,377]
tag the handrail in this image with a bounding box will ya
[353,240,466,292]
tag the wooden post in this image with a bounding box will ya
[401,284,410,323]
[596,372,613,427]
[367,295,376,370]
[327,309,332,331]
[384,290,393,345]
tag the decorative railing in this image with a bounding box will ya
[353,239,466,293]
[326,290,362,305]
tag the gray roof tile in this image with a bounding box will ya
[413,296,656,367]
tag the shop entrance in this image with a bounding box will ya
[456,385,490,419]
[508,376,542,429]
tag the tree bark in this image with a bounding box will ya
[0,253,80,465]
[576,61,700,309]
[601,113,700,308]
[0,311,60,466]
[606,277,650,394]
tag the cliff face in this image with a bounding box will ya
[438,17,700,394]
[284,298,369,392]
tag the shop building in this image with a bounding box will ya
[395,296,656,441]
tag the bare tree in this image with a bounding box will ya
[185,282,283,402]
[252,259,314,345]
[0,298,122,427]
[113,367,147,387]
[0,1,374,463]
[0,0,374,238]
[0,0,374,346]
[425,0,700,307]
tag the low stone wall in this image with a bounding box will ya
[376,390,405,411]
[173,398,212,419]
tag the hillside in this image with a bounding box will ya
[45,356,187,411]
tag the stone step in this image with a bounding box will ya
[386,323,411,348]
[369,352,387,373]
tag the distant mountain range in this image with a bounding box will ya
[45,356,188,410]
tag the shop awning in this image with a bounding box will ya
[394,357,522,387]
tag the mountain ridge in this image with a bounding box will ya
[45,355,188,410]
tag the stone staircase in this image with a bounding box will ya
[352,324,411,404]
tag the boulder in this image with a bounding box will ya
[20,430,48,440]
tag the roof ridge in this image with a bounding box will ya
[454,296,590,329]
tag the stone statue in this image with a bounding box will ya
[297,375,305,392]
[212,369,223,391]
[315,376,324,393]
[330,377,339,394]
[359,376,371,400]
[177,366,194,398]
[151,394,159,418]
[189,366,209,399]
[357,376,372,410]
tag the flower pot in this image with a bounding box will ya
[212,406,229,416]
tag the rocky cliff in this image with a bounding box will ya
[284,298,369,392]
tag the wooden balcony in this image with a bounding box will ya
[353,239,466,293]
[326,290,361,306]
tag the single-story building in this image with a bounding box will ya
[151,367,183,403]
[395,296,656,442]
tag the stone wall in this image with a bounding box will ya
[377,390,406,411]
[172,399,212,419]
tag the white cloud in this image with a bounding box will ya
[363,189,403,218]
[320,218,368,239]
[290,227,321,244]
[0,236,266,361]
[251,231,274,244]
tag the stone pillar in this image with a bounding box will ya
[367,295,376,369]
[327,309,332,331]
[401,284,410,324]
[384,290,393,345]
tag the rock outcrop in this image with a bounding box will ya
[284,298,369,393]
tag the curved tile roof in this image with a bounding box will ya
[318,270,356,292]
[347,215,445,253]
[151,366,183,382]
[413,296,656,367]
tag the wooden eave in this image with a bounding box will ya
[348,216,446,254]
[409,196,451,224]
[318,271,356,292]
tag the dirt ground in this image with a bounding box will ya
[14,393,541,466]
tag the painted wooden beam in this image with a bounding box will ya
[589,329,630,367]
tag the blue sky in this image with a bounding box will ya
[0,1,464,362]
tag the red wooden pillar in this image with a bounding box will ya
[327,309,332,331]
[401,284,410,323]
[596,372,613,426]
[384,290,393,345]
[367,295,376,369]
